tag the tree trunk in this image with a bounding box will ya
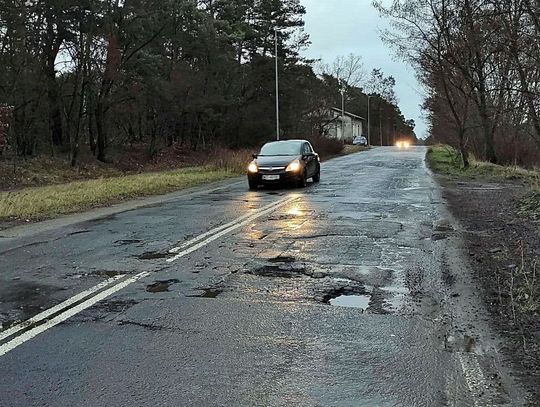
[458,129,469,168]
[95,101,107,162]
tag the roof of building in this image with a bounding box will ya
[331,107,366,121]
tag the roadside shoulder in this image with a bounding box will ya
[436,173,540,403]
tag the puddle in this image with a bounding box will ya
[187,288,223,298]
[138,251,169,260]
[330,295,370,310]
[146,279,179,293]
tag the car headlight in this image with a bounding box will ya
[396,141,403,149]
[286,160,301,172]
[248,161,258,173]
[403,141,410,149]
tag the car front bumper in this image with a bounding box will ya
[248,170,303,185]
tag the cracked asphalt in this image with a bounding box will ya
[0,147,531,406]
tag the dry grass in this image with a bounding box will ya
[342,145,370,155]
[0,167,235,221]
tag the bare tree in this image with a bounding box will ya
[318,54,366,87]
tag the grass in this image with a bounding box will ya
[427,145,540,182]
[0,167,236,221]
[342,145,370,155]
[428,145,540,219]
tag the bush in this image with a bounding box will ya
[306,134,344,159]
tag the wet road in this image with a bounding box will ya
[0,147,530,406]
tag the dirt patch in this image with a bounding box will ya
[438,176,540,400]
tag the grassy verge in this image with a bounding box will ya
[0,167,236,221]
[342,145,370,155]
[427,145,540,181]
[428,144,540,219]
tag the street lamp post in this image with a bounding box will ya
[274,28,280,141]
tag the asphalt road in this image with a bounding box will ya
[0,147,531,406]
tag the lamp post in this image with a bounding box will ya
[367,95,374,146]
[274,28,280,141]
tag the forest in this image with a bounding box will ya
[376,0,540,167]
[0,0,415,168]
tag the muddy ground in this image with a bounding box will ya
[438,175,540,402]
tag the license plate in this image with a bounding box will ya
[262,175,280,181]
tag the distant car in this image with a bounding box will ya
[396,140,411,149]
[247,140,321,190]
[352,135,368,146]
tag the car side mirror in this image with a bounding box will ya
[252,154,258,159]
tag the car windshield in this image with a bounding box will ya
[259,141,303,156]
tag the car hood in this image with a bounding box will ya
[255,155,301,168]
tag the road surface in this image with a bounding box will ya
[0,147,530,406]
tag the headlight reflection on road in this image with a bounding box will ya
[287,205,303,217]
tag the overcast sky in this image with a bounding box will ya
[299,0,427,138]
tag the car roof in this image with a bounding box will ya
[263,139,307,145]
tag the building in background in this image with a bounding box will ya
[325,108,365,143]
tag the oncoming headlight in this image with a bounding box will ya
[286,160,301,172]
[248,161,258,173]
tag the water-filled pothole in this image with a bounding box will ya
[146,279,179,293]
[330,295,371,310]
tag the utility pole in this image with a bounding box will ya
[340,83,345,140]
[275,28,280,141]
[367,95,373,146]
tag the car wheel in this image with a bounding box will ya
[313,168,320,183]
[248,180,258,190]
[297,171,307,188]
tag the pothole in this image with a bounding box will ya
[146,279,179,293]
[321,285,368,305]
[330,294,370,310]
[115,239,142,246]
[249,264,307,278]
[434,223,454,232]
[187,288,223,298]
[93,299,138,313]
[92,270,123,278]
[268,256,296,263]
[138,251,169,260]
[432,233,449,241]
